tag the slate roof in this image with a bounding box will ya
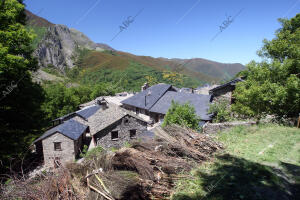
[209,78,244,94]
[149,91,213,121]
[52,105,101,122]
[88,103,148,136]
[34,119,88,143]
[121,83,173,110]
[76,105,101,119]
[52,112,76,122]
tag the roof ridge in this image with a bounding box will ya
[148,84,173,110]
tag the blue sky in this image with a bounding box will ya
[25,0,300,65]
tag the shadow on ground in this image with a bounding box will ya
[173,154,299,200]
[280,161,300,198]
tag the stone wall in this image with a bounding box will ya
[211,85,235,105]
[94,115,147,149]
[212,91,232,104]
[203,121,256,134]
[42,132,82,166]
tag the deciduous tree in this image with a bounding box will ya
[233,14,300,119]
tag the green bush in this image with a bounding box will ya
[162,101,200,130]
[209,99,232,122]
[79,145,89,158]
[83,146,104,160]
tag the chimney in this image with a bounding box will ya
[97,97,108,110]
[141,82,150,91]
[145,90,151,107]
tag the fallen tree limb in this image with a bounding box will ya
[95,174,111,195]
[87,176,114,200]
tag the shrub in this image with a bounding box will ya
[209,99,232,122]
[162,101,200,130]
[79,145,89,158]
[84,146,104,160]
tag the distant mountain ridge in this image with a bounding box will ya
[168,58,244,80]
[25,9,244,82]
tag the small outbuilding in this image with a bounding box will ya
[34,119,88,167]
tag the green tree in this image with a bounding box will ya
[233,14,300,119]
[42,83,80,120]
[41,82,117,121]
[0,0,46,173]
[162,101,200,130]
[90,82,116,99]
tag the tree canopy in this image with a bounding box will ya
[42,82,116,121]
[233,14,300,119]
[0,0,46,173]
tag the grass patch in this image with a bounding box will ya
[82,146,104,160]
[172,124,300,200]
[217,124,300,164]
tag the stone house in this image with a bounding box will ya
[87,104,148,149]
[121,83,213,124]
[122,83,177,122]
[149,91,213,122]
[34,119,88,167]
[209,77,244,104]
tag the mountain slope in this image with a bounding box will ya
[25,9,53,27]
[26,10,244,87]
[169,58,245,80]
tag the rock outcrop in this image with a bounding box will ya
[34,25,77,71]
[34,26,116,72]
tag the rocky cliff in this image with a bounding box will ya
[34,25,77,71]
[34,25,115,71]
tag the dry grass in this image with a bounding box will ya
[1,167,87,200]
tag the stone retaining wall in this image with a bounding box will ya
[203,121,256,134]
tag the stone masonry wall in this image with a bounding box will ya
[94,116,147,149]
[203,121,256,134]
[42,132,76,167]
[74,134,83,158]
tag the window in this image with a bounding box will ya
[124,118,129,125]
[111,131,119,140]
[54,142,62,151]
[130,129,136,139]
